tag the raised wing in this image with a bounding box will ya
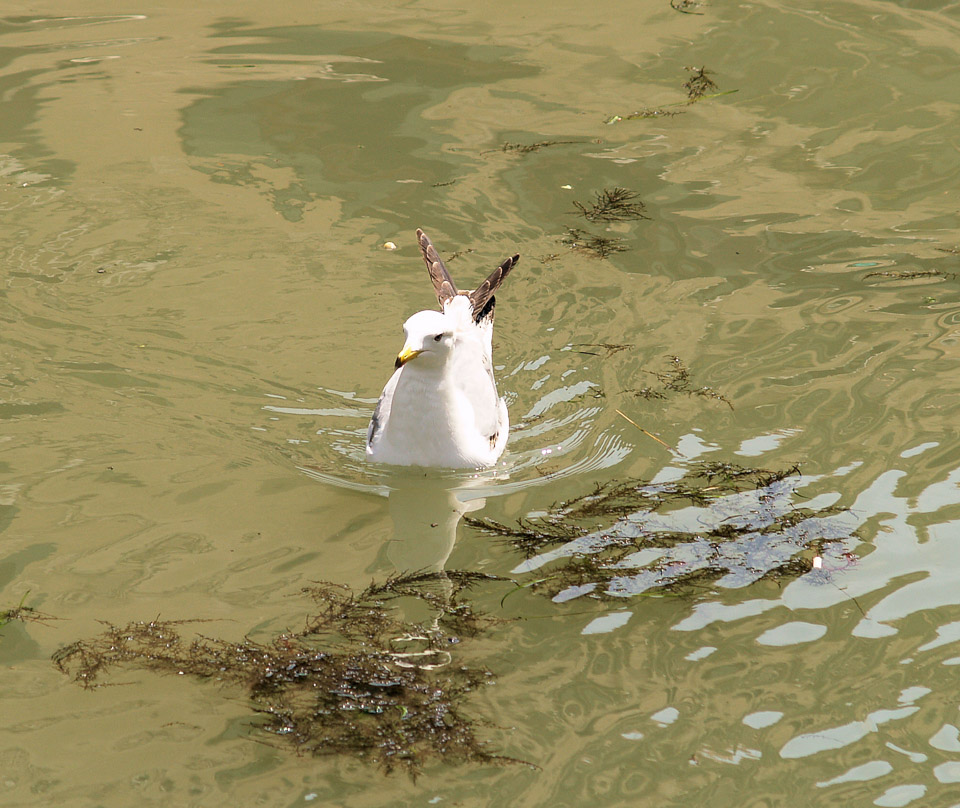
[468,253,520,324]
[416,228,457,308]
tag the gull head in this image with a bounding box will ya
[394,309,457,369]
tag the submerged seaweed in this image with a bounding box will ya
[445,248,475,262]
[570,342,633,357]
[562,228,629,258]
[604,66,736,125]
[624,355,732,409]
[863,269,956,281]
[53,572,523,776]
[468,462,856,601]
[684,66,718,100]
[607,107,686,123]
[572,187,649,222]
[484,140,583,155]
[0,593,54,631]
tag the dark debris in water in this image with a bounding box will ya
[445,248,475,262]
[863,269,956,282]
[608,107,687,123]
[52,572,526,777]
[625,355,732,409]
[483,140,584,155]
[670,0,705,14]
[572,187,650,222]
[468,462,856,601]
[684,66,718,100]
[570,342,633,357]
[0,593,55,631]
[562,228,630,259]
[604,66,736,125]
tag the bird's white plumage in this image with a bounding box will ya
[366,298,508,468]
[366,231,518,469]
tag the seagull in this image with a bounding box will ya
[366,229,519,469]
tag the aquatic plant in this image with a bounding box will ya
[484,140,583,155]
[53,572,524,776]
[604,107,686,124]
[604,66,737,124]
[670,0,705,14]
[467,462,854,601]
[684,66,718,99]
[572,188,649,222]
[0,592,51,632]
[863,269,956,281]
[621,356,732,408]
[639,354,732,409]
[569,342,633,357]
[562,228,630,258]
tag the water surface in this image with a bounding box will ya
[3,0,960,805]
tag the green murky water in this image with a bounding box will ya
[3,0,960,804]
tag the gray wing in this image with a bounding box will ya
[416,228,458,308]
[468,253,519,324]
[366,370,399,451]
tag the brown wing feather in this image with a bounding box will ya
[416,228,458,308]
[468,254,520,323]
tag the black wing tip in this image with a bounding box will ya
[474,295,496,323]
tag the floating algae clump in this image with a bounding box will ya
[562,228,630,259]
[572,187,649,222]
[624,355,732,408]
[1,593,53,633]
[684,66,718,100]
[468,463,857,601]
[53,572,522,776]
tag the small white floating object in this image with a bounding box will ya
[383,241,398,250]
[813,556,823,569]
[561,184,573,189]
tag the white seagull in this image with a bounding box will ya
[366,229,519,469]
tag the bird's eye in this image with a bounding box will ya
[433,334,443,342]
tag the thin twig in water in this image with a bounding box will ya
[615,409,674,452]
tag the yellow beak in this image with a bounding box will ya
[395,347,422,368]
